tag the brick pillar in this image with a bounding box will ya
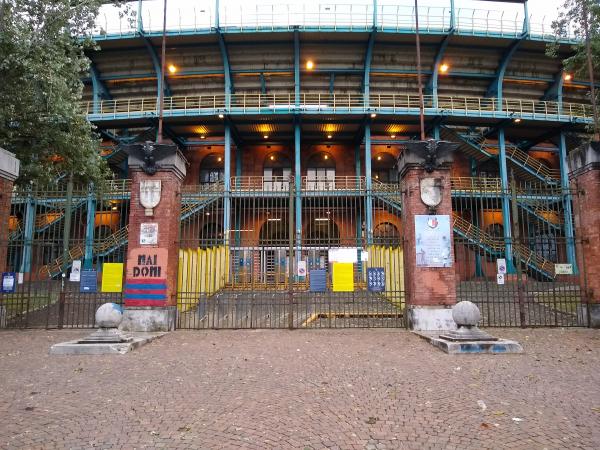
[120,146,186,332]
[0,148,20,274]
[398,141,457,331]
[568,142,600,328]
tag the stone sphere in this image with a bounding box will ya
[452,301,481,327]
[95,303,124,328]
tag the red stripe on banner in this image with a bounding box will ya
[125,278,166,285]
[125,288,167,295]
[125,299,166,307]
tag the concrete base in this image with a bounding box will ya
[49,332,166,355]
[407,306,456,331]
[120,307,176,332]
[414,332,523,354]
[0,305,6,329]
[579,304,600,328]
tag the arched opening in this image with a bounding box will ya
[199,222,223,247]
[372,153,398,183]
[263,152,291,191]
[259,218,290,284]
[199,153,224,185]
[306,151,335,190]
[373,222,400,242]
[305,217,340,246]
[478,159,499,178]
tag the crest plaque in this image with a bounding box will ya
[140,180,161,216]
[420,177,442,211]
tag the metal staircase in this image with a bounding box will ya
[34,198,87,233]
[371,181,402,213]
[442,126,561,183]
[452,213,556,279]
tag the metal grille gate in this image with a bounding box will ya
[176,176,406,329]
[452,177,589,327]
[0,181,130,328]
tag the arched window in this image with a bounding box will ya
[263,152,291,191]
[374,222,400,241]
[199,153,224,185]
[305,217,340,246]
[306,152,335,190]
[372,153,398,183]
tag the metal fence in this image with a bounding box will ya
[0,180,130,329]
[452,177,588,327]
[176,177,405,329]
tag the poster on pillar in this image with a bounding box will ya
[415,215,452,268]
[124,248,168,307]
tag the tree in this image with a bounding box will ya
[0,1,128,185]
[549,0,600,141]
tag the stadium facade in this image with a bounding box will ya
[2,1,599,330]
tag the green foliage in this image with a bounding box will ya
[0,1,129,186]
[548,0,600,136]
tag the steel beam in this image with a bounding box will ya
[224,123,231,243]
[217,30,234,109]
[498,128,515,273]
[140,32,172,98]
[364,123,373,244]
[486,38,523,111]
[542,69,564,111]
[294,120,302,244]
[294,29,300,108]
[19,197,35,274]
[426,32,454,108]
[89,61,112,114]
[558,131,577,271]
[83,187,96,270]
[363,31,376,106]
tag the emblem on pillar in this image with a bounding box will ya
[420,177,443,214]
[140,180,161,216]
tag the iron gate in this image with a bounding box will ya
[452,177,589,327]
[175,176,406,329]
[0,180,130,329]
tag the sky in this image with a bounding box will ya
[94,0,567,36]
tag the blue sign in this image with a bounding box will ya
[367,268,385,292]
[80,270,98,293]
[309,269,327,292]
[1,272,16,293]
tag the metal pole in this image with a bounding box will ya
[582,2,599,141]
[510,173,526,328]
[414,0,425,140]
[157,0,168,143]
[288,173,295,330]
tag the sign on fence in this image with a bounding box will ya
[332,262,354,292]
[367,268,385,292]
[80,270,98,293]
[1,272,16,293]
[101,263,124,293]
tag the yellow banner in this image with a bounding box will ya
[101,263,124,293]
[332,262,354,292]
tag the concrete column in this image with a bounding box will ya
[0,148,20,273]
[568,142,600,327]
[121,146,186,332]
[398,141,457,331]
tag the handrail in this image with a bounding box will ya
[92,3,577,42]
[83,93,593,122]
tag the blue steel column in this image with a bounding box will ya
[433,124,440,140]
[224,124,231,245]
[559,131,577,270]
[83,187,96,270]
[19,197,35,274]
[449,0,455,29]
[522,0,530,35]
[365,124,373,245]
[470,158,483,277]
[294,122,302,244]
[137,0,143,32]
[498,128,515,273]
[294,29,300,108]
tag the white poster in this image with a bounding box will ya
[140,223,158,245]
[497,258,507,275]
[17,273,23,284]
[297,260,307,277]
[70,260,82,282]
[415,215,452,267]
[497,273,505,285]
[328,247,358,263]
[554,264,573,275]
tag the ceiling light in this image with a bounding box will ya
[391,134,396,138]
[323,154,328,160]
[377,155,382,161]
[370,113,377,118]
[206,212,210,216]
[267,218,282,222]
[263,135,269,139]
[168,64,177,73]
[111,206,118,211]
[270,155,275,160]
[315,218,330,221]
[306,60,314,70]
[327,135,332,139]
[439,63,449,73]
[200,135,206,139]
[514,118,522,123]
[564,73,572,81]
[218,114,224,119]
[217,156,222,162]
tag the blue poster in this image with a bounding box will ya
[367,268,385,292]
[1,272,16,293]
[80,270,98,293]
[415,215,452,267]
[309,269,327,292]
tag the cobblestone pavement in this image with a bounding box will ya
[0,329,599,449]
